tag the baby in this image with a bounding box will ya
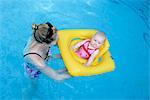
[72,31,106,66]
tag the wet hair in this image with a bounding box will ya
[95,31,106,39]
[33,22,56,44]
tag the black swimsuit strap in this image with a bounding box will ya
[23,52,49,60]
[23,53,43,59]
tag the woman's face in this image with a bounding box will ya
[45,24,57,36]
[50,26,57,39]
[51,26,57,34]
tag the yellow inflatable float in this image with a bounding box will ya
[58,29,115,76]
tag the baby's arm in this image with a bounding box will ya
[72,39,90,51]
[85,50,99,66]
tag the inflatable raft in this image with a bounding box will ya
[58,29,115,76]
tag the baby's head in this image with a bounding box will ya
[90,31,106,48]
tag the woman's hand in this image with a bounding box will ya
[55,73,72,81]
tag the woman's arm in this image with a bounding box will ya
[25,54,71,81]
[41,66,71,81]
[85,50,99,66]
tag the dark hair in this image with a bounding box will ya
[45,22,54,43]
[46,22,53,28]
[33,22,55,44]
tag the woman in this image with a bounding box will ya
[23,22,71,81]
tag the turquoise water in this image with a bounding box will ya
[0,0,149,99]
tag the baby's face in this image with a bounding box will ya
[90,34,105,48]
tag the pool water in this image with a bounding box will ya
[0,0,149,99]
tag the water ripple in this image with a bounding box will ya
[143,32,150,48]
[110,0,149,30]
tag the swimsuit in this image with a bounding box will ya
[23,49,51,79]
[76,40,98,59]
[23,63,41,79]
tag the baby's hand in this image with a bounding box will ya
[71,46,77,51]
[84,63,91,67]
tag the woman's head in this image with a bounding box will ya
[90,31,106,48]
[32,22,57,44]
